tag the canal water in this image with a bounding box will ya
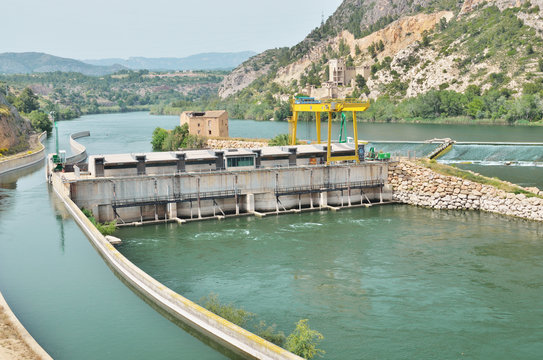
[1,112,543,359]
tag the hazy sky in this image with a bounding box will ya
[2,0,343,59]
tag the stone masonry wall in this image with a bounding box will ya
[388,161,543,222]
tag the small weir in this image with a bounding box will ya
[438,142,543,166]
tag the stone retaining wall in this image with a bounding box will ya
[388,161,543,222]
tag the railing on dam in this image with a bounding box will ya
[275,179,385,196]
[112,189,240,209]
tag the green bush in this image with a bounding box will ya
[285,319,325,359]
[81,208,117,236]
[201,293,253,326]
[268,133,293,146]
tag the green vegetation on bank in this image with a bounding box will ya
[81,208,117,236]
[359,87,543,124]
[5,87,53,133]
[151,123,206,151]
[200,293,324,358]
[0,69,225,121]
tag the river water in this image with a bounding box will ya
[1,112,543,359]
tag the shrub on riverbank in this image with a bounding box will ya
[200,293,324,357]
[81,208,117,236]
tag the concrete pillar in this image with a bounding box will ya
[358,144,365,162]
[253,149,261,168]
[94,157,104,177]
[167,202,177,219]
[136,155,146,175]
[246,193,255,213]
[176,153,186,173]
[215,151,224,171]
[288,147,297,167]
[320,192,328,207]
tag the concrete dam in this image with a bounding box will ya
[51,143,392,224]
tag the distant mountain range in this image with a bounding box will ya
[0,51,257,76]
[0,52,127,76]
[82,51,257,71]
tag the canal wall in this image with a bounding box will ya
[389,161,543,221]
[0,132,46,175]
[63,162,391,223]
[0,290,53,360]
[66,131,89,165]
[51,172,304,360]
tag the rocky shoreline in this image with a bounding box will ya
[388,161,543,222]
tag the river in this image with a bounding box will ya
[1,112,543,359]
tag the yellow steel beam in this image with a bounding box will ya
[290,111,298,145]
[328,155,359,162]
[290,99,370,113]
[327,112,332,165]
[352,110,360,164]
[290,98,370,164]
[316,112,321,144]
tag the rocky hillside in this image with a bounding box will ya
[219,0,543,105]
[0,93,32,154]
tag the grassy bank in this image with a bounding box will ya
[417,159,542,198]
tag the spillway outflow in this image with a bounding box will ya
[438,144,543,166]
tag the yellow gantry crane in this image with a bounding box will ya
[289,97,370,164]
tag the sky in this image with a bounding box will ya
[2,0,343,60]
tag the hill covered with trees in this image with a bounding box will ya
[206,0,543,124]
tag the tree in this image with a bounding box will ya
[14,87,40,114]
[28,110,52,133]
[538,58,543,72]
[355,74,366,89]
[151,127,169,151]
[285,319,325,359]
[467,97,485,118]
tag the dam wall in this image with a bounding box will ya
[389,161,543,222]
[0,131,46,175]
[62,162,391,223]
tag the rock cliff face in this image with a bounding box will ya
[0,94,32,153]
[220,0,543,101]
[389,161,543,222]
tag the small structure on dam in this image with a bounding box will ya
[49,143,392,224]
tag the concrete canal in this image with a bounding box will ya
[2,112,543,359]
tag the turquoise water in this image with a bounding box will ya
[2,112,543,359]
[117,205,543,359]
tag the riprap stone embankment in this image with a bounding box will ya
[388,161,543,222]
